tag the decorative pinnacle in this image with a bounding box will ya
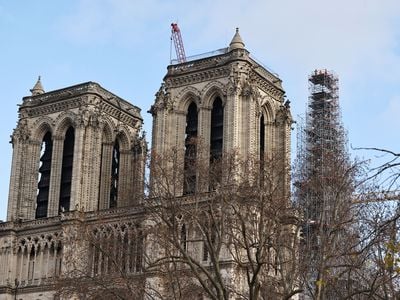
[229,27,245,51]
[30,76,45,95]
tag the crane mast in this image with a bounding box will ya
[171,23,186,63]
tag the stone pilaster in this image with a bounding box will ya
[7,139,24,221]
[198,107,212,192]
[98,142,113,209]
[86,127,102,211]
[240,93,250,156]
[48,135,64,217]
[0,235,14,286]
[266,120,274,157]
[80,125,93,211]
[118,149,132,207]
[70,125,84,211]
[25,141,41,220]
[224,89,236,152]
[176,110,186,196]
[247,94,257,157]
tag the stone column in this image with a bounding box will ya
[45,245,50,279]
[224,89,236,152]
[18,247,25,285]
[24,245,31,285]
[176,110,186,196]
[38,243,44,284]
[25,141,42,220]
[32,244,38,282]
[149,107,167,195]
[118,149,132,207]
[7,138,24,221]
[131,138,145,205]
[98,142,113,210]
[80,125,94,211]
[198,106,211,192]
[86,126,102,211]
[48,135,64,217]
[70,126,85,211]
[266,119,274,157]
[0,249,5,285]
[247,94,257,157]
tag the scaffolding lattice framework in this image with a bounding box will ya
[294,69,349,250]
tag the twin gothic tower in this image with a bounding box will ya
[150,29,292,195]
[6,29,291,222]
[0,29,292,299]
[6,81,145,222]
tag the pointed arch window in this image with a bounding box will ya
[260,114,265,156]
[210,97,223,161]
[110,140,120,208]
[36,132,53,218]
[260,115,266,186]
[59,127,75,213]
[184,102,198,195]
[209,97,223,190]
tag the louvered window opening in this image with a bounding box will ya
[36,132,53,219]
[183,102,198,195]
[59,127,74,213]
[110,141,120,208]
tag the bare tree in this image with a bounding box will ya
[55,148,299,300]
[55,145,400,300]
[295,143,400,300]
[55,212,148,300]
[146,148,301,300]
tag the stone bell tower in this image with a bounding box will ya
[7,79,145,221]
[149,29,292,195]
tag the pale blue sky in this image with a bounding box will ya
[1,0,400,220]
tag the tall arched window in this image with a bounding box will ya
[59,127,75,212]
[260,114,265,158]
[209,97,223,190]
[110,140,120,208]
[184,102,198,195]
[260,115,266,185]
[36,131,53,218]
[210,97,223,161]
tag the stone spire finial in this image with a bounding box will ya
[229,27,245,51]
[30,76,45,95]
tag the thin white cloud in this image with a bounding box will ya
[57,0,400,146]
[60,0,400,81]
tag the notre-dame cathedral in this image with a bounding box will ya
[0,29,292,299]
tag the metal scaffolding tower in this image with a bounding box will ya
[295,69,348,227]
[295,70,351,299]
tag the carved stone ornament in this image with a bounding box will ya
[11,119,30,142]
[78,106,101,128]
[226,81,239,97]
[153,83,174,113]
[275,104,292,125]
[241,82,254,98]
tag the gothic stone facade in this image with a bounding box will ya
[0,30,292,299]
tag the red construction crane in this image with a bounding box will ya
[171,23,186,63]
